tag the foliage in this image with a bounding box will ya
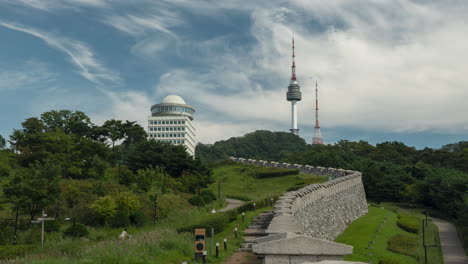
[176,212,230,233]
[63,223,89,238]
[378,259,402,264]
[0,134,6,149]
[387,234,418,257]
[252,166,300,178]
[196,130,308,162]
[3,160,61,220]
[396,214,420,234]
[0,245,37,260]
[44,220,61,232]
[89,196,117,225]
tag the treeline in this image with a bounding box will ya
[196,131,468,248]
[0,110,212,244]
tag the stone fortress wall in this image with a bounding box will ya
[228,157,368,241]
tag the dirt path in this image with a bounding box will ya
[219,198,244,212]
[432,218,468,264]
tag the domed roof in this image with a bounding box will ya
[161,95,186,105]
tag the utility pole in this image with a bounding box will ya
[218,181,221,200]
[13,207,19,245]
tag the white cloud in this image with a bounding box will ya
[0,60,56,91]
[0,21,121,85]
[145,0,468,143]
[3,0,108,11]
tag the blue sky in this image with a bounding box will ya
[1,0,467,149]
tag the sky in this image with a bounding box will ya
[0,0,467,149]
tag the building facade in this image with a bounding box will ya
[147,95,196,155]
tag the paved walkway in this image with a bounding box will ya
[432,218,468,264]
[219,198,244,212]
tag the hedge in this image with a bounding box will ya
[396,214,420,234]
[63,223,89,238]
[0,245,36,260]
[253,167,300,179]
[387,233,418,257]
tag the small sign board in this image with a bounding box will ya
[37,218,55,221]
[31,220,41,224]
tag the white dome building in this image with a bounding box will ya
[147,95,196,155]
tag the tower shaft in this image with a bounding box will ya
[312,81,324,144]
[290,100,298,135]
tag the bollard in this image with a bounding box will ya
[234,227,238,238]
[224,238,227,250]
[215,242,219,257]
[242,212,245,222]
[202,251,207,264]
[253,202,256,211]
[182,262,187,264]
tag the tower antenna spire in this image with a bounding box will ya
[291,36,296,81]
[312,81,324,144]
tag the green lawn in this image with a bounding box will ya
[208,164,325,201]
[335,205,443,264]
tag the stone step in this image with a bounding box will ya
[244,229,268,237]
[223,252,260,264]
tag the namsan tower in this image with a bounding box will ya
[286,37,302,135]
[312,81,324,144]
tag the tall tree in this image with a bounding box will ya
[3,160,61,220]
[40,110,93,136]
[102,119,124,148]
[0,134,5,149]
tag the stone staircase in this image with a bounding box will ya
[224,211,274,264]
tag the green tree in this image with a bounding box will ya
[102,119,124,148]
[0,135,6,149]
[40,110,93,136]
[121,121,147,147]
[90,196,117,225]
[3,160,61,220]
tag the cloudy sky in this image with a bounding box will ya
[0,0,467,149]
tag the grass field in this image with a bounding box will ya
[335,205,443,264]
[208,163,325,201]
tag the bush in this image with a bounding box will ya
[378,258,402,264]
[387,234,418,257]
[188,195,206,206]
[44,220,61,232]
[111,210,131,228]
[225,194,251,201]
[63,223,89,238]
[177,213,230,234]
[200,189,216,201]
[0,245,36,260]
[129,211,148,227]
[397,214,420,234]
[253,167,299,178]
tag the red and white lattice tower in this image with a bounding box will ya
[312,81,324,144]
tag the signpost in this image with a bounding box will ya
[31,210,54,247]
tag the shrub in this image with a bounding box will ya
[63,223,89,238]
[200,189,217,201]
[253,167,299,178]
[111,210,131,228]
[387,234,418,257]
[378,258,402,264]
[225,194,251,201]
[0,245,36,260]
[44,220,61,232]
[188,195,206,206]
[397,214,420,234]
[129,211,148,227]
[177,213,230,234]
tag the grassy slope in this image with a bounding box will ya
[5,164,303,263]
[208,164,325,201]
[335,205,443,264]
